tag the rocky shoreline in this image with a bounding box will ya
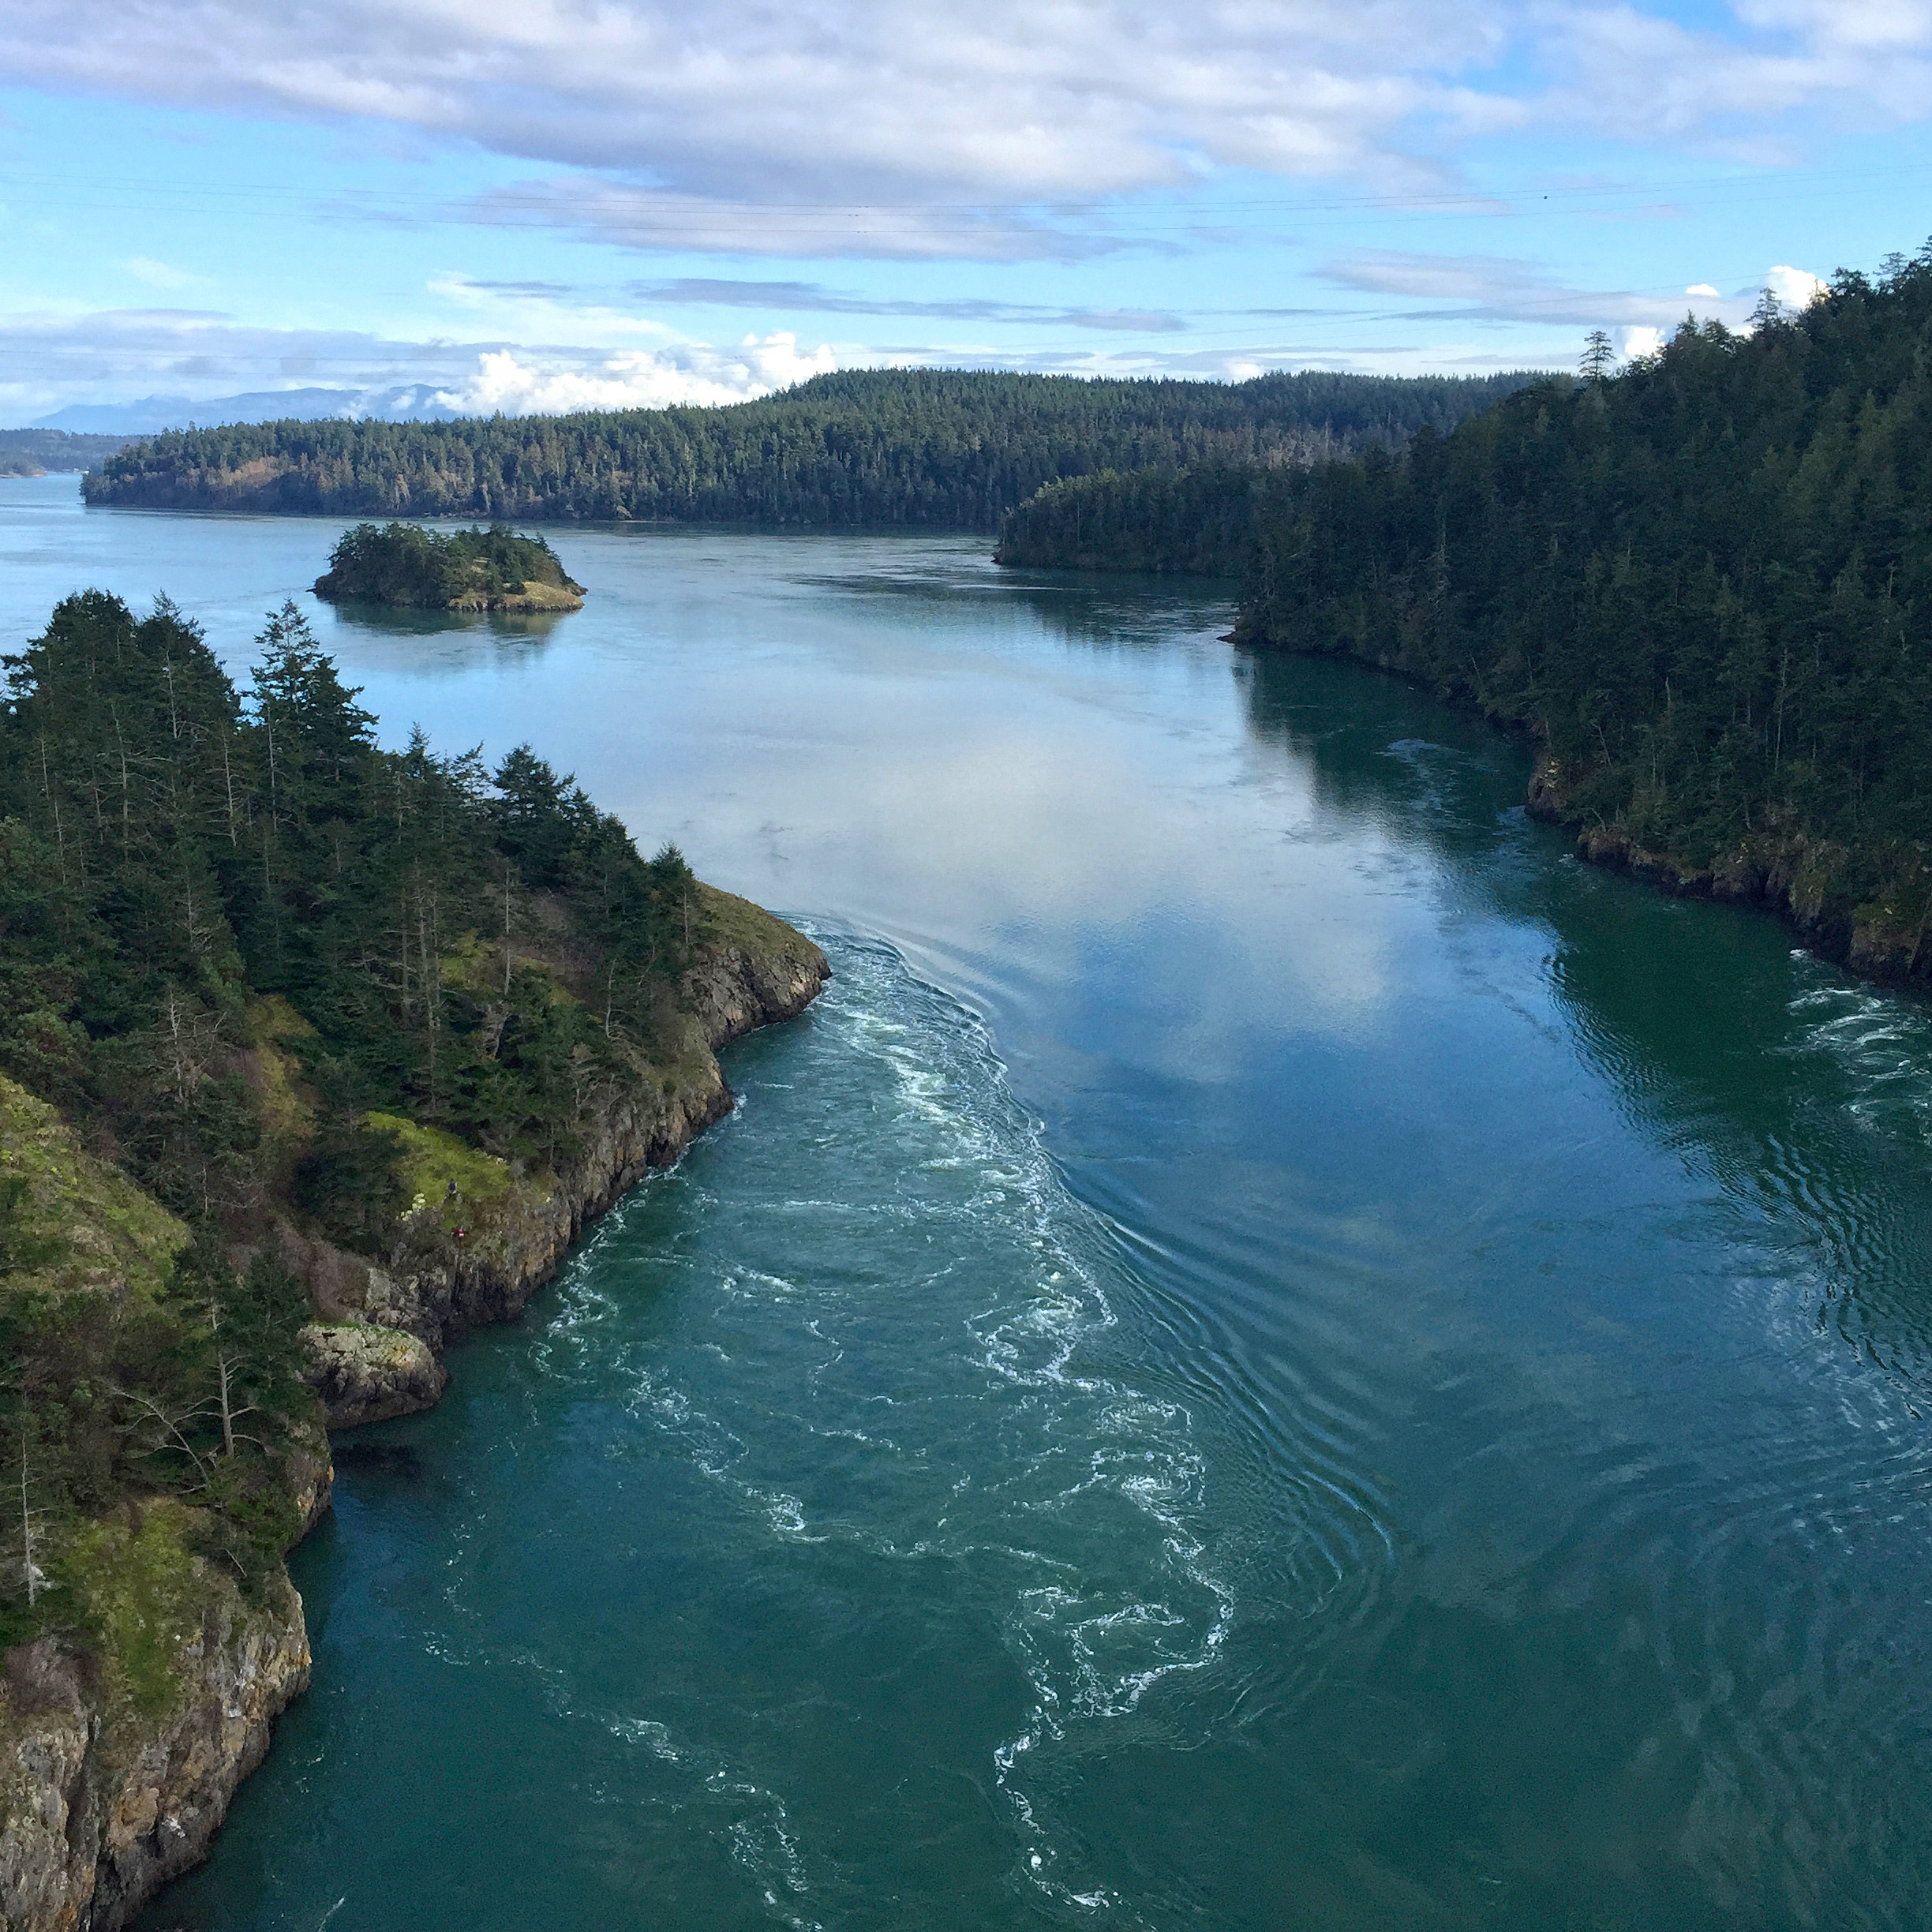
[1246,634,1932,994]
[1526,752,1931,987]
[1,1568,313,1932]
[0,894,828,1932]
[289,905,828,1431]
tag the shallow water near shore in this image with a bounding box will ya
[8,475,1932,1926]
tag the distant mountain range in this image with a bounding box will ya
[24,384,467,436]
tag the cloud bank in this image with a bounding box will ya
[1321,249,1695,326]
[0,307,846,424]
[3,2,1928,256]
[446,337,838,414]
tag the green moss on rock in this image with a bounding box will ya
[365,1112,515,1214]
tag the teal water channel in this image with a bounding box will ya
[6,477,1932,1927]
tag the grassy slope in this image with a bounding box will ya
[0,1075,186,1301]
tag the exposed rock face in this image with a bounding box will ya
[0,1574,309,1932]
[0,1084,317,1932]
[288,904,829,1428]
[300,1322,447,1428]
[0,890,827,1931]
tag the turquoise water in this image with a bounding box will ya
[6,477,1932,1926]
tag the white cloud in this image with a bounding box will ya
[1320,249,1697,326]
[458,182,1121,264]
[0,305,852,421]
[1533,2,1932,142]
[1732,0,1932,53]
[438,336,840,414]
[438,271,1190,334]
[125,256,199,290]
[0,298,1556,424]
[0,308,459,412]
[1316,251,1850,339]
[0,0,1521,260]
[1765,262,1829,306]
[4,1,1926,259]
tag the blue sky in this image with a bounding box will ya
[1,0,1929,421]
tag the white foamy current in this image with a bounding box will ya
[511,937,1241,1923]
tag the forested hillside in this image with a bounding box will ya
[0,590,706,1642]
[1001,246,1932,977]
[994,463,1269,573]
[83,368,1539,527]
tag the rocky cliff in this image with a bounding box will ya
[0,1546,310,1932]
[0,886,826,1931]
[0,1080,326,1932]
[291,889,829,1428]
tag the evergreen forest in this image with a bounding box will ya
[83,368,1540,527]
[314,522,585,608]
[0,591,705,1640]
[998,247,1932,968]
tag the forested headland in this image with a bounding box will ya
[0,583,818,1846]
[998,248,1932,980]
[994,463,1272,574]
[81,368,1540,527]
[0,588,735,1598]
[314,522,586,611]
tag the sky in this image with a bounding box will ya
[1,0,1930,422]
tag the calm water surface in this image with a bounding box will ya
[6,477,1932,1928]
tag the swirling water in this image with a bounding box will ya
[5,477,1932,1926]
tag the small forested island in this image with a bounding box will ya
[313,520,585,611]
[998,243,1932,987]
[0,591,823,1929]
[80,369,1542,526]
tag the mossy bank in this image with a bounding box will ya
[295,886,827,1430]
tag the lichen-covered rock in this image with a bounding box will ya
[679,893,829,1048]
[1525,750,1564,824]
[300,1322,448,1428]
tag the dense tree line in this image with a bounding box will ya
[1000,246,1932,954]
[0,590,699,1628]
[84,369,1541,528]
[994,464,1269,573]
